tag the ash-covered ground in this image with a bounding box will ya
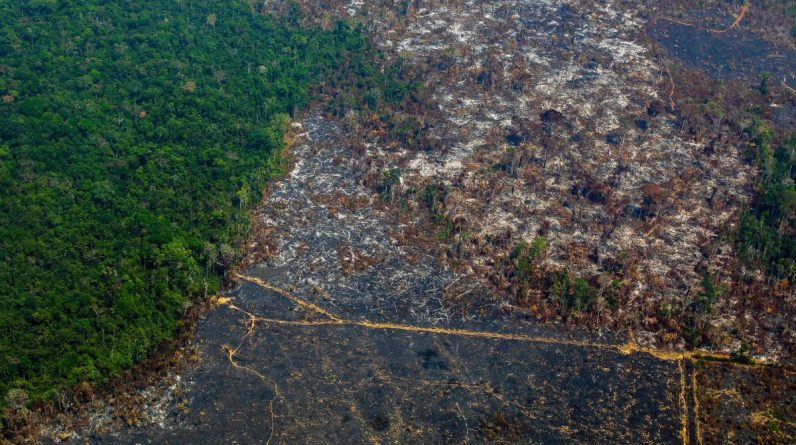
[266,0,793,358]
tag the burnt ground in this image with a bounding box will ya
[650,18,796,83]
[28,1,796,443]
[695,362,795,445]
[116,283,681,444]
[261,0,795,360]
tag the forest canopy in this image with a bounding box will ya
[0,0,404,407]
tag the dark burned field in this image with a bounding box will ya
[118,278,683,444]
[40,1,795,444]
[651,16,796,83]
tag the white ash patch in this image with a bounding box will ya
[346,0,363,17]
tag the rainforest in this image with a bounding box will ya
[0,0,407,408]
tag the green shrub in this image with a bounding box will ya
[550,271,597,313]
[511,237,546,283]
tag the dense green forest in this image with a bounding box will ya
[737,121,796,281]
[0,0,404,409]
